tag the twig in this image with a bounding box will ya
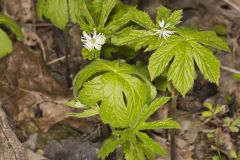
[47,56,70,65]
[220,65,240,74]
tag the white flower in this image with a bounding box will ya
[153,20,175,39]
[81,29,106,51]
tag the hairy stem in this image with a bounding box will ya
[168,90,177,160]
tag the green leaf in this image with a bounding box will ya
[232,73,240,81]
[43,0,68,29]
[138,97,170,123]
[68,0,82,23]
[214,105,221,114]
[232,118,240,126]
[81,48,100,60]
[203,102,213,111]
[229,126,239,133]
[156,6,171,22]
[131,10,155,29]
[36,0,46,21]
[191,42,220,84]
[168,44,195,96]
[223,117,231,126]
[99,0,117,27]
[148,27,228,96]
[114,27,155,51]
[136,132,166,157]
[230,150,238,158]
[0,14,23,40]
[156,6,182,29]
[98,135,128,159]
[85,0,102,25]
[189,30,229,51]
[73,59,156,127]
[148,37,183,81]
[202,111,213,118]
[137,119,180,130]
[0,29,13,58]
[166,9,183,28]
[106,5,135,32]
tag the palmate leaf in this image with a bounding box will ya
[114,6,182,52]
[73,59,156,128]
[148,27,229,96]
[96,96,180,159]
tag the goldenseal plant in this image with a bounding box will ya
[37,1,230,159]
[0,13,23,58]
[67,59,180,159]
[38,0,138,60]
[116,6,229,96]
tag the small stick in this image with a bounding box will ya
[220,65,240,74]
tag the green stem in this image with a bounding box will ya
[168,90,177,160]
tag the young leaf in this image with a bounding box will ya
[202,111,213,118]
[203,102,213,111]
[0,29,12,58]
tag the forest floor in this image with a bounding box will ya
[0,0,240,160]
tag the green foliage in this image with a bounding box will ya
[223,117,240,133]
[98,97,180,160]
[37,0,137,60]
[77,0,136,60]
[72,59,156,128]
[37,0,75,29]
[115,6,229,96]
[201,102,221,118]
[51,2,232,159]
[0,13,23,58]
